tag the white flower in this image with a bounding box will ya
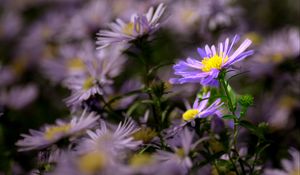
[16,110,100,151]
[264,148,300,175]
[96,3,166,49]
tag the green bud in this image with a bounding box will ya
[238,94,254,107]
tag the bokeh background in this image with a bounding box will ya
[0,0,299,174]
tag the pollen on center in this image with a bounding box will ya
[182,109,199,121]
[78,151,106,174]
[122,22,135,35]
[44,124,71,140]
[201,54,228,72]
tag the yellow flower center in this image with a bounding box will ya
[132,127,157,143]
[290,168,300,175]
[122,22,135,35]
[67,57,85,70]
[181,10,196,23]
[44,124,71,140]
[182,109,199,121]
[129,154,153,168]
[11,59,26,75]
[175,148,186,158]
[201,54,228,72]
[82,77,94,90]
[272,53,284,63]
[78,151,106,174]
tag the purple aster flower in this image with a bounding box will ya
[16,110,99,151]
[96,3,166,49]
[170,35,254,86]
[182,92,223,121]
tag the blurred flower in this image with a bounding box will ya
[0,84,38,110]
[268,95,298,129]
[16,12,67,63]
[79,118,142,158]
[96,3,166,49]
[249,28,300,75]
[264,148,300,175]
[167,0,204,33]
[182,92,223,121]
[167,0,241,33]
[202,0,242,30]
[48,150,122,175]
[132,127,157,144]
[0,10,23,40]
[0,65,17,87]
[16,110,99,151]
[170,35,253,86]
[63,43,126,106]
[155,128,195,174]
[255,28,300,64]
[60,0,112,40]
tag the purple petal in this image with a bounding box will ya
[197,48,207,58]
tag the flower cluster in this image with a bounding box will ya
[0,0,298,175]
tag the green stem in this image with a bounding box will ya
[228,153,240,175]
[219,77,238,148]
[219,75,245,175]
[133,40,166,149]
[219,78,234,114]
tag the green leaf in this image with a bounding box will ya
[226,82,237,110]
[239,120,264,139]
[222,115,237,120]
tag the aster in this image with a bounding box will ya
[154,128,195,174]
[259,28,299,63]
[0,84,38,110]
[170,35,253,86]
[96,3,165,49]
[48,150,122,175]
[79,118,142,158]
[167,0,203,33]
[264,148,300,175]
[63,44,126,106]
[182,91,223,121]
[16,110,99,151]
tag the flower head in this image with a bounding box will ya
[63,43,126,106]
[264,148,300,175]
[16,110,99,151]
[155,128,195,174]
[79,118,142,158]
[96,3,165,49]
[182,92,223,121]
[170,35,253,86]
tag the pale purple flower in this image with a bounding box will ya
[170,35,253,86]
[96,3,165,49]
[16,110,99,151]
[154,128,195,174]
[48,150,124,175]
[182,92,223,121]
[79,118,142,158]
[63,43,126,106]
[264,148,300,175]
[249,28,300,76]
[0,84,38,110]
